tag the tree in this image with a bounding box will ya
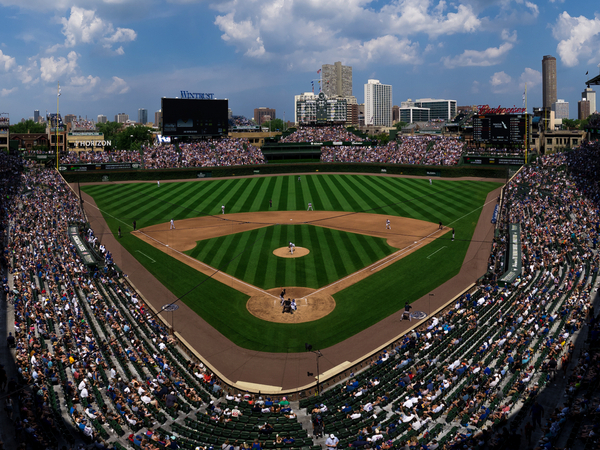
[10,120,46,133]
[261,118,285,132]
[394,121,408,130]
[374,132,390,144]
[115,125,153,150]
[96,121,123,150]
[562,119,580,130]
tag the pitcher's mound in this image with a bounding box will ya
[247,287,335,323]
[273,247,310,258]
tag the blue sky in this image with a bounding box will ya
[1,0,599,123]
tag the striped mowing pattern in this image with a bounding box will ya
[185,224,395,289]
[83,175,494,229]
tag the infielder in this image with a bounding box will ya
[307,202,313,211]
[386,219,391,230]
[289,242,295,254]
[170,219,175,230]
[221,205,225,214]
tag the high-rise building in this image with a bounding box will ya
[582,88,597,114]
[399,100,430,123]
[64,114,76,124]
[138,108,148,125]
[542,55,557,110]
[552,99,569,119]
[97,115,107,124]
[154,110,162,128]
[322,61,353,99]
[364,79,392,127]
[254,107,276,125]
[413,98,456,120]
[34,110,39,123]
[115,113,129,123]
[578,100,590,120]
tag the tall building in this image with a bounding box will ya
[578,100,590,120]
[63,114,76,124]
[364,80,392,127]
[582,88,597,114]
[115,113,129,123]
[322,61,353,99]
[254,107,276,125]
[542,55,557,110]
[154,110,162,128]
[97,115,107,124]
[399,100,430,123]
[414,98,456,120]
[138,108,148,125]
[34,110,39,123]
[552,99,569,119]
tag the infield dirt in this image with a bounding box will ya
[134,211,447,323]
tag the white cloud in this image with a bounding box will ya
[106,76,129,94]
[1,87,17,96]
[443,42,513,68]
[212,0,483,66]
[40,51,78,82]
[501,29,518,43]
[525,2,539,18]
[552,12,600,67]
[519,67,541,89]
[490,71,512,93]
[0,49,16,71]
[471,80,480,94]
[60,6,136,51]
[70,74,100,87]
[16,60,38,84]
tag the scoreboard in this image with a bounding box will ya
[161,98,228,137]
[473,114,526,144]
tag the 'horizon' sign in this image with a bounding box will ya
[180,91,215,99]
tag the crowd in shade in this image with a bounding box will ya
[229,116,256,127]
[280,126,364,143]
[321,137,463,166]
[1,139,600,449]
[70,120,97,131]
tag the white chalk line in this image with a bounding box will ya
[135,250,156,263]
[427,246,447,259]
[137,230,278,299]
[307,227,446,299]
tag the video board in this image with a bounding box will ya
[161,98,228,137]
[473,114,526,144]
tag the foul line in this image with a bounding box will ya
[427,246,446,259]
[136,230,278,300]
[135,250,156,263]
[307,227,446,298]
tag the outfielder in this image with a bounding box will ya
[307,202,313,211]
[221,205,225,214]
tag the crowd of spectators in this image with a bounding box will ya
[60,138,265,168]
[280,126,364,143]
[320,136,463,165]
[70,120,96,131]
[62,150,142,164]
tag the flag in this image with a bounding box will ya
[586,71,588,75]
[58,87,61,97]
[317,69,321,74]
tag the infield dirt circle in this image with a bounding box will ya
[247,287,335,323]
[273,247,310,258]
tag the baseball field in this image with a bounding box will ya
[82,174,502,353]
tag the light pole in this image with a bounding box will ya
[313,350,323,396]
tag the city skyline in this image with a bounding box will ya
[0,1,600,123]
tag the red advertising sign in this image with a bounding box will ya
[477,104,527,115]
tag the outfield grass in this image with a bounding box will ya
[185,224,396,289]
[83,175,502,352]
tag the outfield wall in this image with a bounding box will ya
[61,161,510,183]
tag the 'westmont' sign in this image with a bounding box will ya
[477,105,527,115]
